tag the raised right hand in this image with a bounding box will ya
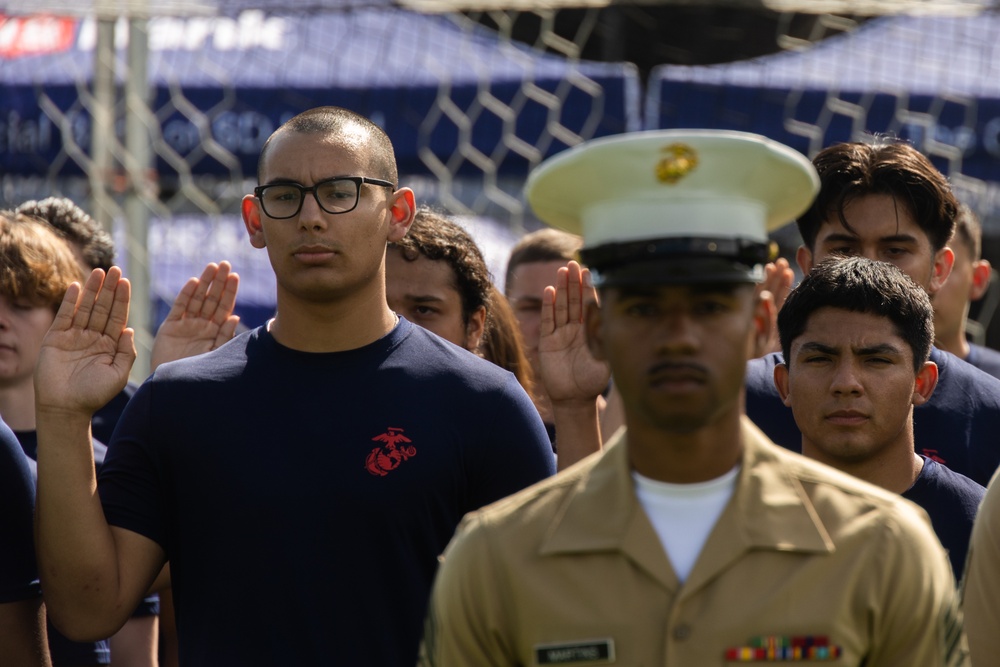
[35,267,136,416]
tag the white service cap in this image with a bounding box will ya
[525,129,819,285]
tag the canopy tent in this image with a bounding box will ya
[645,13,1000,214]
[0,7,642,179]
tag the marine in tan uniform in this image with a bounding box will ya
[963,467,1000,663]
[420,130,968,667]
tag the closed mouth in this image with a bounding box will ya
[648,362,708,387]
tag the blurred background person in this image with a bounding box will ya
[0,211,118,667]
[0,412,50,667]
[12,199,240,667]
[932,204,1000,379]
[504,228,583,427]
[387,208,607,468]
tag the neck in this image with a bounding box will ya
[625,401,744,484]
[269,282,398,353]
[0,381,37,431]
[934,307,972,359]
[934,328,971,360]
[803,427,922,495]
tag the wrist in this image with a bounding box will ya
[550,397,601,413]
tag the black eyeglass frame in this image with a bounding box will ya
[253,176,396,219]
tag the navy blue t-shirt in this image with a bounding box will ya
[966,343,1000,382]
[98,319,555,667]
[903,456,985,580]
[92,382,139,445]
[746,346,1000,487]
[0,418,38,605]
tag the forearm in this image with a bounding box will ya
[552,399,602,471]
[34,408,130,639]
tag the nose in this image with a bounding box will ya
[858,247,879,262]
[656,312,699,355]
[830,359,864,396]
[297,191,328,231]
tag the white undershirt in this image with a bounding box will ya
[632,466,740,583]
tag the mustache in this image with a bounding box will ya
[647,361,710,379]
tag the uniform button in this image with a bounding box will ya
[673,624,692,641]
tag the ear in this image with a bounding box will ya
[795,245,814,276]
[912,361,939,406]
[584,300,606,362]
[970,259,993,301]
[927,246,955,296]
[464,305,487,352]
[241,195,267,249]
[773,363,792,407]
[386,187,416,243]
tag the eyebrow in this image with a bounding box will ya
[262,176,351,186]
[797,341,904,356]
[820,232,920,245]
[403,294,446,303]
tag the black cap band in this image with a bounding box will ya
[580,236,769,286]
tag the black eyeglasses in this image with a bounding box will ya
[253,177,395,219]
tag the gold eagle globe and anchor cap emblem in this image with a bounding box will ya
[655,143,698,184]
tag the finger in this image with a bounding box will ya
[163,277,199,324]
[540,286,557,338]
[213,273,239,325]
[87,267,122,335]
[187,263,219,318]
[71,268,107,330]
[214,315,240,349]
[112,327,138,376]
[199,262,231,320]
[104,276,135,340]
[50,282,83,333]
[553,265,570,327]
[566,261,583,324]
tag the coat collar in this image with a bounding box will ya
[539,418,835,594]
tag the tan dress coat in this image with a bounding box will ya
[422,420,967,666]
[963,467,1000,665]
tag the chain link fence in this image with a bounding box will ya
[2,0,999,371]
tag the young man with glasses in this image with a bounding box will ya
[31,106,555,667]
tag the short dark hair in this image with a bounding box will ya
[388,207,491,326]
[797,139,958,253]
[15,197,115,271]
[951,204,983,261]
[505,228,582,294]
[257,106,397,186]
[778,256,933,372]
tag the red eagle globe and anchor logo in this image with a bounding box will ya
[365,427,416,476]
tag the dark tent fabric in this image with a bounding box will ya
[646,14,1000,209]
[0,8,641,178]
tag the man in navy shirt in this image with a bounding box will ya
[932,205,1000,379]
[32,106,554,667]
[774,256,984,579]
[747,139,1000,486]
[0,416,48,666]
